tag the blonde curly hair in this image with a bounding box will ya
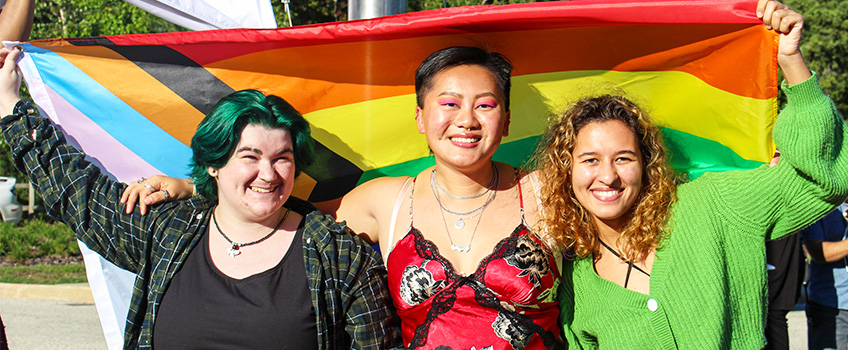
[535,95,676,263]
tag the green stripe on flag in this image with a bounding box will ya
[357,129,764,186]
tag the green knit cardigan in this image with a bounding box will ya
[559,74,848,349]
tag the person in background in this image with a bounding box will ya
[802,202,848,350]
[0,46,400,349]
[765,231,804,349]
[0,0,34,348]
[538,0,848,348]
[764,150,806,350]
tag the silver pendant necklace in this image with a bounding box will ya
[431,165,499,252]
[432,167,493,200]
[430,164,498,230]
[438,205,486,253]
[213,208,290,257]
[451,210,485,229]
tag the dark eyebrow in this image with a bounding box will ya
[575,150,639,158]
[575,151,597,158]
[236,146,258,154]
[235,147,294,156]
[437,91,499,100]
[475,92,498,100]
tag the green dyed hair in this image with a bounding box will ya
[188,89,315,200]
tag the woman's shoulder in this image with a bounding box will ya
[349,175,415,199]
[364,174,416,188]
[517,167,538,183]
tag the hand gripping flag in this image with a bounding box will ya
[11,0,777,347]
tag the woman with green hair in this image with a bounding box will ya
[0,47,400,349]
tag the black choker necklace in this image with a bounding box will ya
[598,239,650,288]
[213,208,290,257]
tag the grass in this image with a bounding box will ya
[0,218,87,284]
[0,264,87,284]
[0,219,80,261]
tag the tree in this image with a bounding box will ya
[273,0,346,26]
[408,0,535,13]
[31,0,180,39]
[783,0,848,117]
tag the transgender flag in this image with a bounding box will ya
[11,0,777,347]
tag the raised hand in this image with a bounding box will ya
[0,47,22,115]
[756,0,810,84]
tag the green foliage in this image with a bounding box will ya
[270,0,540,27]
[0,264,86,284]
[0,219,79,262]
[784,0,848,117]
[408,0,536,13]
[31,0,181,40]
[273,0,346,26]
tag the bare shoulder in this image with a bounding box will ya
[347,176,414,203]
[317,177,409,216]
[521,168,542,181]
[515,167,541,193]
[335,175,415,238]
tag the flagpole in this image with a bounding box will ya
[282,0,293,26]
[348,0,406,20]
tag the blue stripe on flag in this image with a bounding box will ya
[21,43,193,177]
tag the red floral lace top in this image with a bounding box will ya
[387,179,561,350]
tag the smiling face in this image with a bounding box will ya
[571,120,644,231]
[211,124,295,223]
[415,64,510,171]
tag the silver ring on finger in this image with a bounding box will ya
[161,189,171,201]
[144,183,155,192]
[136,177,147,184]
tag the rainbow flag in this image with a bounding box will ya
[17,0,776,200]
[11,0,776,346]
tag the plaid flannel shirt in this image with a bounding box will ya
[1,100,401,349]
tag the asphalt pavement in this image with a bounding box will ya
[0,283,812,349]
[0,283,105,349]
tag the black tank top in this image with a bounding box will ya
[153,221,318,349]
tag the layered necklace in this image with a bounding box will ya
[213,208,290,258]
[430,164,499,252]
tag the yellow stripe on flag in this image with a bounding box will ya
[515,70,775,163]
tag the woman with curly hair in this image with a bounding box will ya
[536,1,848,348]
